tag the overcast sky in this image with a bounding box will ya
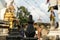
[4,0,58,23]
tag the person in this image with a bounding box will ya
[49,7,56,29]
[35,25,42,40]
[41,25,49,38]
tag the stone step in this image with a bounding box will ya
[9,32,20,35]
[47,30,60,36]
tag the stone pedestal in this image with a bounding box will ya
[0,26,9,40]
[47,30,60,40]
[8,28,19,35]
[6,28,23,40]
[23,37,38,40]
[0,28,8,36]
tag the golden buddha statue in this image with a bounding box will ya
[4,0,15,28]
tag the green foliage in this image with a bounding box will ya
[18,6,30,25]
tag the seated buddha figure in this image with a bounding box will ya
[4,8,15,28]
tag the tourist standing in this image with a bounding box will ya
[35,25,42,40]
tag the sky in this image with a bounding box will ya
[1,0,58,23]
[14,0,50,23]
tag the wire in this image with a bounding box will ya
[23,0,48,22]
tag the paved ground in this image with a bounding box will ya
[0,36,6,40]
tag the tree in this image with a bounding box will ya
[17,6,30,25]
